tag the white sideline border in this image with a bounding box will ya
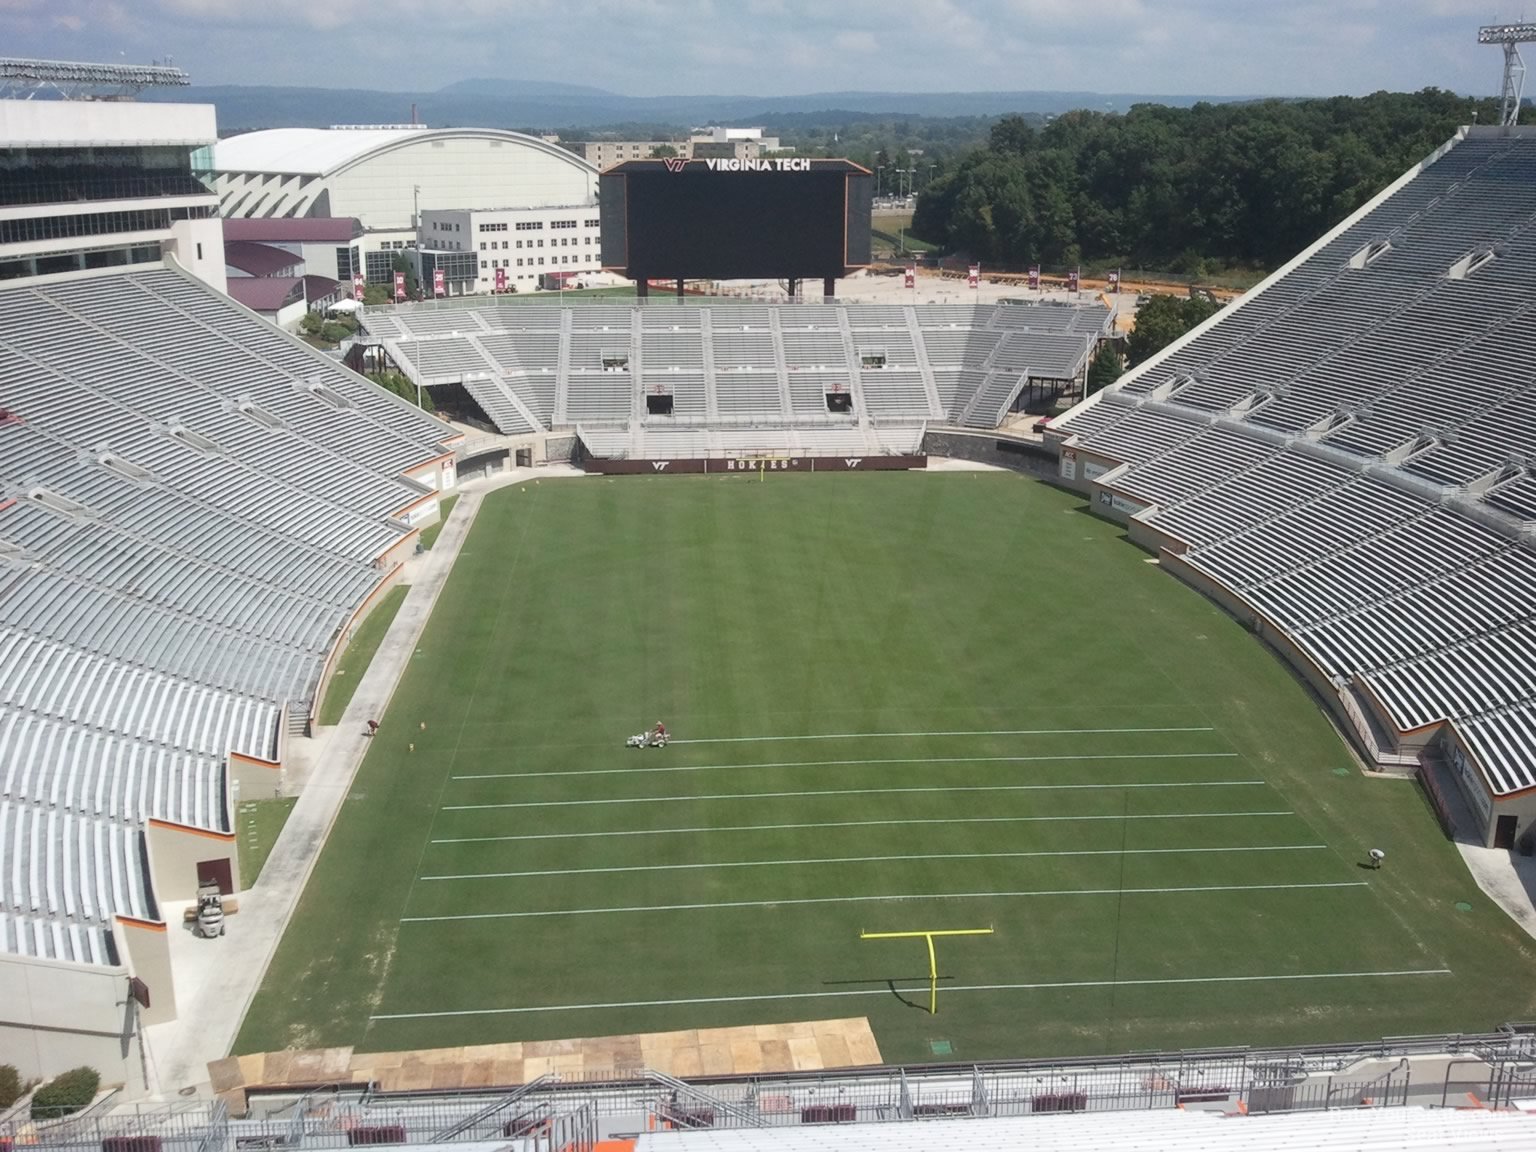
[420,843,1329,881]
[668,725,1217,745]
[369,968,1452,1021]
[430,810,1299,844]
[400,880,1367,922]
[454,750,1240,781]
[442,779,1267,811]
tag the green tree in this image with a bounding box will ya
[31,1067,99,1120]
[363,284,390,306]
[367,370,435,412]
[649,143,678,158]
[390,252,421,301]
[1126,294,1223,366]
[1087,342,1126,394]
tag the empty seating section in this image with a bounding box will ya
[0,799,153,925]
[0,265,453,962]
[462,380,536,435]
[962,372,1030,429]
[1110,426,1276,508]
[859,370,930,418]
[714,372,785,421]
[1058,128,1536,797]
[395,338,495,380]
[370,299,1108,435]
[788,371,853,418]
[0,909,112,965]
[1074,406,1205,468]
[642,374,707,421]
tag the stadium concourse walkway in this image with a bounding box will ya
[143,465,589,1098]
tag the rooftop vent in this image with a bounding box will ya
[97,453,155,483]
[166,424,222,454]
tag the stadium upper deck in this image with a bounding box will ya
[1051,125,1536,848]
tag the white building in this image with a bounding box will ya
[419,205,602,295]
[211,127,599,287]
[0,98,226,291]
[567,139,693,168]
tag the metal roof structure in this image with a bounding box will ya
[213,126,592,178]
[0,56,189,100]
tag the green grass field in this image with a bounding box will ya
[237,473,1536,1063]
[238,797,298,890]
[318,585,409,727]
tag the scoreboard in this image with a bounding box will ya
[600,158,873,283]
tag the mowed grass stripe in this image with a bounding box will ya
[401,880,1367,921]
[667,725,1217,745]
[429,809,1298,843]
[420,843,1330,880]
[454,750,1241,780]
[370,968,1453,1020]
[442,780,1267,811]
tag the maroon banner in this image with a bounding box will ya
[967,263,980,289]
[494,267,507,293]
[432,268,445,298]
[393,271,406,302]
[581,455,928,475]
[904,266,915,289]
[1027,265,1040,291]
[1067,268,1080,293]
[352,274,364,302]
[1108,269,1121,293]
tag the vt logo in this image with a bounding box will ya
[845,458,862,468]
[662,157,687,173]
[652,461,670,471]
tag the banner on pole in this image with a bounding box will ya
[393,271,406,302]
[494,267,507,293]
[352,274,364,302]
[1108,269,1121,293]
[432,268,445,298]
[1067,268,1080,294]
[1027,265,1040,291]
[967,263,980,289]
[904,266,915,289]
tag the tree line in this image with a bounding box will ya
[912,90,1508,275]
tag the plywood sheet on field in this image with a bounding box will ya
[213,1016,880,1105]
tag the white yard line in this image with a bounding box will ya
[369,967,1451,1021]
[430,810,1298,844]
[420,844,1329,881]
[400,880,1366,922]
[441,779,1267,811]
[454,750,1240,781]
[667,726,1217,745]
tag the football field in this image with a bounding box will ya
[236,471,1536,1064]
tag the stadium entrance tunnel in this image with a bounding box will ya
[826,391,854,414]
[646,393,674,417]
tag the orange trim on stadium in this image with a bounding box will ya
[115,915,167,932]
[147,817,235,843]
[393,489,439,521]
[230,749,280,771]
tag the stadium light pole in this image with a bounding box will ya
[1479,23,1536,127]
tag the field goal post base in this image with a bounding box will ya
[859,928,995,1014]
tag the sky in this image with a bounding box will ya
[0,0,1520,98]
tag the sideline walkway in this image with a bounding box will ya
[143,466,587,1096]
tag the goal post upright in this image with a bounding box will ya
[859,927,995,1015]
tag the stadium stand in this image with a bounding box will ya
[1049,124,1536,848]
[0,261,458,1053]
[363,300,1109,454]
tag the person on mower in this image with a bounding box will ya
[653,721,668,746]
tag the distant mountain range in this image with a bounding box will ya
[143,78,1259,134]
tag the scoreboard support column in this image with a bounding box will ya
[823,277,837,299]
[676,278,686,298]
[636,279,649,299]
